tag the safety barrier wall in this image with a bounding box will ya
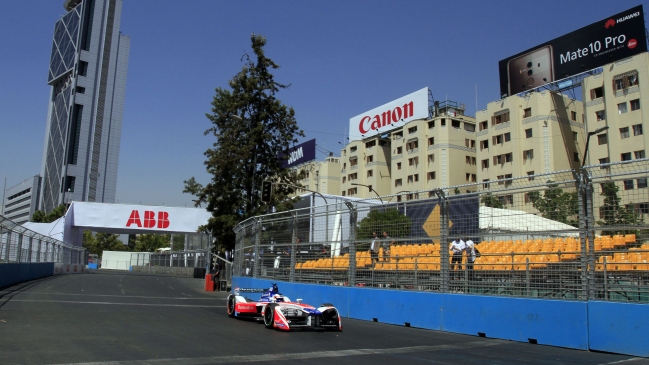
[0,263,54,289]
[232,276,648,357]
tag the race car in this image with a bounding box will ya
[226,283,342,331]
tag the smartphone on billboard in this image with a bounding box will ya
[507,45,554,95]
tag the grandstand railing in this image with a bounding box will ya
[0,215,86,265]
[233,159,649,303]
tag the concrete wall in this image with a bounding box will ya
[0,263,54,289]
[232,276,648,357]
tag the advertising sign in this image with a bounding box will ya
[348,87,429,142]
[279,139,316,168]
[499,5,646,97]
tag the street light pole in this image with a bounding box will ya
[350,183,384,204]
[582,126,609,167]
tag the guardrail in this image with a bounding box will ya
[234,159,649,303]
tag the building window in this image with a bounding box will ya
[618,102,628,114]
[523,108,532,118]
[78,61,88,77]
[599,157,609,165]
[620,127,630,139]
[428,121,435,129]
[397,162,401,170]
[483,179,490,189]
[428,154,434,163]
[349,173,357,180]
[631,99,641,111]
[597,134,607,145]
[367,170,373,177]
[621,152,632,161]
[492,111,510,125]
[624,180,634,190]
[635,150,645,159]
[471,174,476,182]
[414,174,419,182]
[590,87,603,99]
[527,171,535,181]
[493,135,503,144]
[407,175,413,184]
[574,152,580,162]
[481,159,489,169]
[523,149,533,162]
[365,140,376,148]
[480,140,489,150]
[470,140,476,148]
[348,187,358,196]
[628,74,639,87]
[494,155,502,165]
[427,171,436,180]
[367,155,373,163]
[396,146,402,154]
[441,119,446,126]
[350,157,358,166]
[479,121,488,131]
[406,140,418,151]
[342,176,346,183]
[428,137,434,146]
[505,153,513,163]
[572,131,577,141]
[595,110,605,121]
[350,146,357,152]
[504,132,511,142]
[342,191,346,196]
[395,179,402,187]
[638,178,648,189]
[452,120,461,128]
[615,78,625,90]
[76,86,85,94]
[393,131,403,139]
[408,157,418,166]
[466,173,471,182]
[408,126,417,134]
[633,124,643,136]
[525,128,533,138]
[571,111,577,121]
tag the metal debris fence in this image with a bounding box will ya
[0,216,86,265]
[234,159,649,303]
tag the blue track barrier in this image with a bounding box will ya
[232,276,649,356]
[0,263,55,289]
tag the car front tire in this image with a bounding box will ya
[264,303,277,329]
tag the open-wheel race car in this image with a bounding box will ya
[226,283,342,331]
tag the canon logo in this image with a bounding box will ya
[126,210,170,229]
[358,101,414,134]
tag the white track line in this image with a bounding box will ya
[10,299,224,308]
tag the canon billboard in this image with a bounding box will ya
[279,139,316,168]
[348,87,429,142]
[499,5,646,97]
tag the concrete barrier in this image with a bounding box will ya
[232,277,647,357]
[0,263,54,289]
[53,263,86,275]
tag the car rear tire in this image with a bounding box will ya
[227,295,235,318]
[264,303,277,329]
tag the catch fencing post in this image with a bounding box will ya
[435,189,450,293]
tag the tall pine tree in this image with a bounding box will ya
[184,34,304,250]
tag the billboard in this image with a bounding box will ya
[348,87,429,142]
[499,5,646,97]
[280,139,316,168]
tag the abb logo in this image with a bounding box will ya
[604,19,615,29]
[126,210,170,229]
[358,101,414,134]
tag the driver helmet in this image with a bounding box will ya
[272,294,285,302]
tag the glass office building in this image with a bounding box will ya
[40,0,130,213]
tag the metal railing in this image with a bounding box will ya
[0,215,86,265]
[234,159,649,303]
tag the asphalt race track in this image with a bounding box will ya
[0,271,647,365]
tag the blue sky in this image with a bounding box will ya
[0,0,646,208]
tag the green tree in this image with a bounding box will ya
[83,232,128,257]
[597,181,640,235]
[481,193,504,208]
[356,209,412,249]
[528,182,579,227]
[133,234,171,252]
[31,204,67,223]
[184,34,304,250]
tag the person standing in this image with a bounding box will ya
[382,231,394,262]
[449,239,466,276]
[369,232,380,266]
[465,238,476,280]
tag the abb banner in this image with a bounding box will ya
[69,202,212,234]
[348,87,429,142]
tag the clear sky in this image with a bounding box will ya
[0,0,646,208]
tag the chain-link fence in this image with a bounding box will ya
[0,215,86,264]
[234,159,649,303]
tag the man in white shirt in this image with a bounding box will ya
[369,232,379,266]
[449,239,466,275]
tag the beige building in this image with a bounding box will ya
[475,91,586,208]
[292,156,342,196]
[340,101,477,200]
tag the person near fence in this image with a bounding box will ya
[369,232,380,266]
[381,231,394,262]
[450,239,466,277]
[465,238,476,280]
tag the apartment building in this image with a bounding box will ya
[582,52,649,217]
[340,101,477,200]
[475,92,585,208]
[293,156,342,196]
